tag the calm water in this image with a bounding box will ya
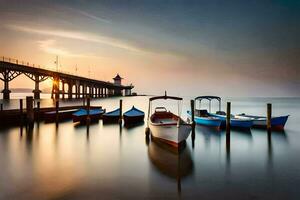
[0,96,300,199]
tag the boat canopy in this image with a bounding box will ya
[194,96,221,112]
[147,92,183,126]
[149,95,182,101]
[195,96,221,101]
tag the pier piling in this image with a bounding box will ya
[226,102,231,131]
[119,99,123,124]
[0,103,3,111]
[190,100,195,148]
[86,96,91,124]
[267,103,272,131]
[190,100,195,128]
[20,99,23,125]
[26,96,34,128]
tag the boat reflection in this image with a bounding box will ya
[148,139,194,195]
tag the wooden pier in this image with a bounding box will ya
[0,98,102,126]
[0,57,133,100]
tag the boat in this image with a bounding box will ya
[195,96,253,129]
[44,109,78,123]
[102,108,120,123]
[123,106,145,125]
[187,97,222,128]
[235,113,289,130]
[147,93,192,148]
[72,108,105,123]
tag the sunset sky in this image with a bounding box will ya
[0,0,299,97]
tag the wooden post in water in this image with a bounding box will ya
[190,100,195,126]
[119,99,123,124]
[20,99,23,125]
[55,100,59,123]
[226,102,231,132]
[267,103,272,131]
[190,99,195,148]
[0,103,3,111]
[86,96,91,124]
[26,96,34,128]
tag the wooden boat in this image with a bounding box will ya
[72,108,105,123]
[102,108,120,123]
[235,114,289,130]
[123,106,145,125]
[196,96,253,129]
[44,109,78,123]
[147,94,192,148]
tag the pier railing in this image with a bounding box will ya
[2,56,76,76]
[1,56,132,87]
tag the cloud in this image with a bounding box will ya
[77,10,111,24]
[38,39,69,55]
[7,24,144,53]
[37,39,102,58]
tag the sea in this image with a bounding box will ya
[0,94,299,199]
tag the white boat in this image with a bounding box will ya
[147,94,192,148]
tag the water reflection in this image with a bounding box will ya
[196,125,221,149]
[266,130,288,171]
[147,139,194,196]
[119,123,122,148]
[86,123,90,141]
[267,130,273,170]
[226,129,231,174]
[0,96,299,199]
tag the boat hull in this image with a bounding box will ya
[236,114,289,130]
[209,113,253,129]
[187,111,221,128]
[44,109,77,123]
[73,113,102,123]
[102,108,120,124]
[102,115,120,123]
[149,122,191,148]
[123,115,144,125]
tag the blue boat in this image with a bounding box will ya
[123,106,145,125]
[72,108,105,123]
[235,113,289,130]
[194,96,253,129]
[187,110,222,128]
[102,108,120,123]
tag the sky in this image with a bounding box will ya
[0,0,299,97]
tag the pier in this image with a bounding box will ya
[0,57,134,100]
